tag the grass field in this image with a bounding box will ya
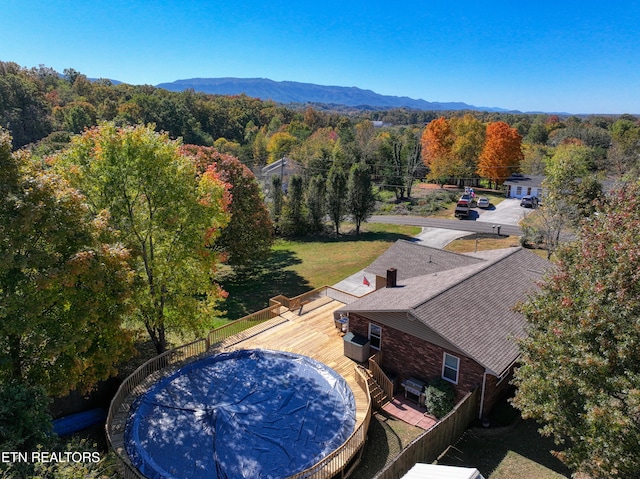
[444,233,551,260]
[219,222,421,320]
[439,419,571,479]
[437,393,572,479]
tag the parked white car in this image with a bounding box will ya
[477,197,490,208]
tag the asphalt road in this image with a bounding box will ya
[369,214,523,236]
[369,198,532,237]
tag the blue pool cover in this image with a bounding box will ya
[125,349,356,479]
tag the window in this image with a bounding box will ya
[442,353,460,384]
[516,186,522,196]
[369,323,382,350]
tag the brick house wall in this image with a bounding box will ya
[349,313,486,405]
[481,367,514,417]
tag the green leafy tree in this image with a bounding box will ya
[0,62,52,147]
[0,382,52,452]
[354,120,378,164]
[266,131,297,164]
[52,123,230,354]
[347,162,376,235]
[53,101,97,133]
[449,114,485,185]
[182,145,273,266]
[525,121,549,145]
[512,183,640,478]
[326,164,347,235]
[607,118,640,175]
[0,129,135,396]
[544,142,603,227]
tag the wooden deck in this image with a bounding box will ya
[217,296,370,428]
[108,295,371,479]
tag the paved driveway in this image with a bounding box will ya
[476,198,534,226]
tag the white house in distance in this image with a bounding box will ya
[259,156,301,193]
[503,174,545,199]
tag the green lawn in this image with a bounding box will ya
[437,398,572,479]
[218,223,420,320]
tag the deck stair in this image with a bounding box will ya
[360,366,389,409]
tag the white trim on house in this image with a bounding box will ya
[442,352,460,384]
[369,323,382,350]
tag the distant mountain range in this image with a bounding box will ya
[155,77,510,112]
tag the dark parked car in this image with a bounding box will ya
[454,202,470,218]
[520,195,539,208]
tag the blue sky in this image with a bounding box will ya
[3,0,640,114]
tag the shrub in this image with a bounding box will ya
[423,378,455,418]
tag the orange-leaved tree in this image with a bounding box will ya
[478,121,523,188]
[420,117,455,187]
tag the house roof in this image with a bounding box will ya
[260,157,301,177]
[503,174,545,188]
[339,243,552,376]
[364,239,484,281]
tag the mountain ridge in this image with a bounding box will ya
[155,77,510,112]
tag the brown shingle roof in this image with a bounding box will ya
[340,245,552,376]
[364,239,483,281]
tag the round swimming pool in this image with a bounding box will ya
[124,349,356,479]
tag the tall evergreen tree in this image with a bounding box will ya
[306,175,326,232]
[282,174,306,235]
[326,164,347,235]
[271,174,284,232]
[347,162,376,235]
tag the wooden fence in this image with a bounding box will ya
[106,285,368,479]
[373,388,481,479]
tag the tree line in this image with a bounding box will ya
[3,61,640,183]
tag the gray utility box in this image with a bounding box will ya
[343,332,371,362]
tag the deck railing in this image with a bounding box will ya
[286,365,372,479]
[368,354,395,406]
[105,338,210,479]
[207,303,282,346]
[106,285,370,479]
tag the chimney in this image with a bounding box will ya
[386,268,397,288]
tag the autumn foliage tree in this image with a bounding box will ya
[421,115,485,186]
[512,183,640,477]
[182,145,273,266]
[53,123,230,354]
[421,117,455,186]
[0,129,134,396]
[477,121,523,187]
